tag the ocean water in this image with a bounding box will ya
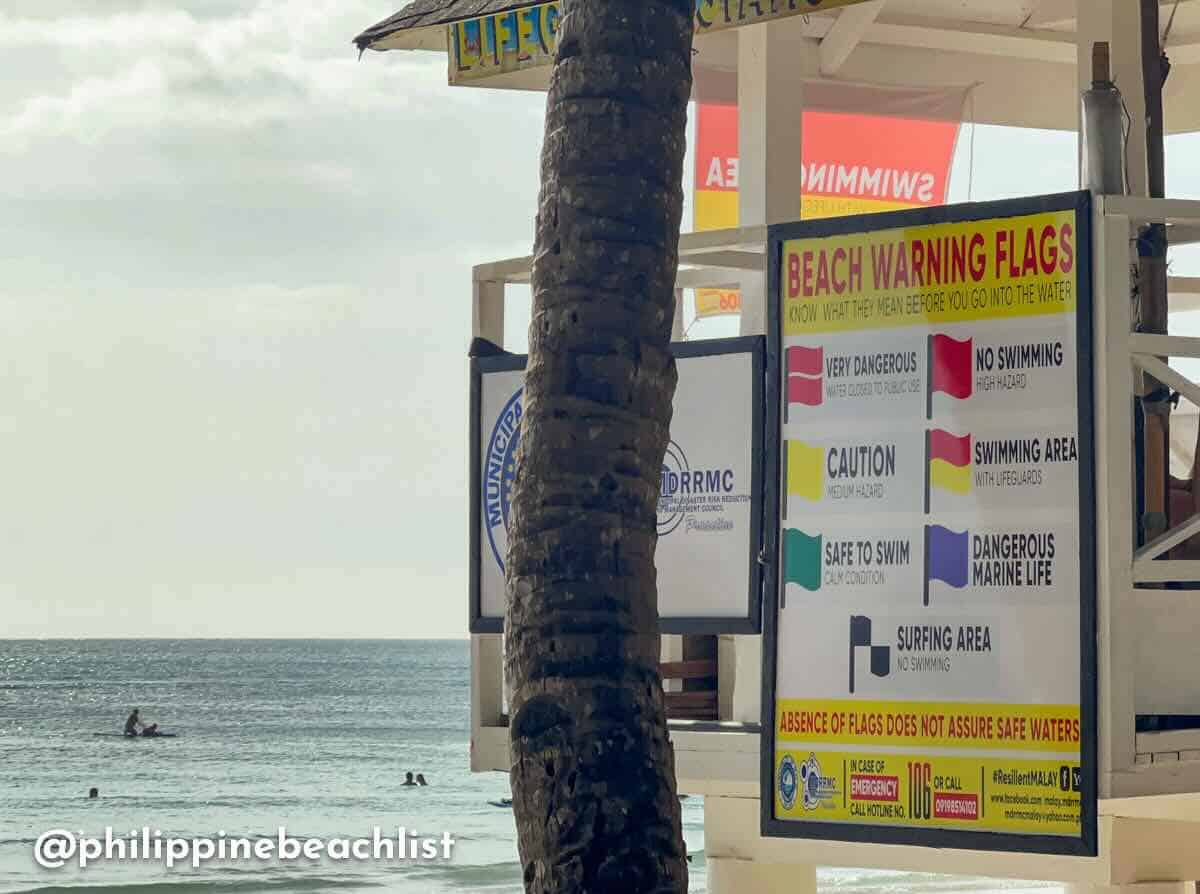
[0,640,1060,894]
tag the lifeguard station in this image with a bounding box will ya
[355,2,1200,892]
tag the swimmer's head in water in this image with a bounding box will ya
[88,787,98,799]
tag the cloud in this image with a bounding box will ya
[0,2,546,637]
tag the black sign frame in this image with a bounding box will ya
[470,335,769,636]
[760,191,1098,857]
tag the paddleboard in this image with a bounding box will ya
[92,733,178,738]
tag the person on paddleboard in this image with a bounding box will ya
[124,708,142,737]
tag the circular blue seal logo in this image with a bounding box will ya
[657,440,690,537]
[483,388,522,573]
[800,753,825,811]
[778,754,798,811]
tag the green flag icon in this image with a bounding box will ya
[783,529,822,592]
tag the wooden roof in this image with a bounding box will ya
[355,0,528,51]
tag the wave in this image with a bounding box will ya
[390,858,524,891]
[8,875,383,894]
[819,868,1058,894]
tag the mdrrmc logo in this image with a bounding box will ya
[799,753,838,811]
[658,439,739,537]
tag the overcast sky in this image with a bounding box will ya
[3,2,1198,638]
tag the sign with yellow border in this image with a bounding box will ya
[764,192,1097,856]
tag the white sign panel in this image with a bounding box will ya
[471,338,764,633]
[765,193,1096,856]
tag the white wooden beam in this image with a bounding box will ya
[819,0,887,74]
[1094,198,1138,789]
[1132,559,1200,583]
[1134,513,1200,562]
[738,19,814,337]
[1169,277,1200,312]
[1024,0,1076,29]
[1134,354,1200,409]
[679,225,770,255]
[1130,332,1200,357]
[1078,0,1150,196]
[1105,196,1200,225]
[1027,0,1200,29]
[472,279,506,343]
[868,14,1077,63]
[473,256,532,284]
[679,250,764,271]
[674,269,739,290]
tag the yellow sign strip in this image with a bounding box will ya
[776,699,1081,752]
[774,749,1082,836]
[782,210,1079,335]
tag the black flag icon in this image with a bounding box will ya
[849,615,891,694]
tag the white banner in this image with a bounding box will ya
[472,338,763,633]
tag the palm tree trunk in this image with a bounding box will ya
[504,1,694,892]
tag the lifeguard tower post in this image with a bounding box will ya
[356,2,1200,892]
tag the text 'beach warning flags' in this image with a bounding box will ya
[927,334,973,418]
[925,429,972,512]
[786,346,823,421]
[923,524,969,605]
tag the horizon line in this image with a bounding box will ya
[0,635,473,642]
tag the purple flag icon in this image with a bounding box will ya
[924,524,969,605]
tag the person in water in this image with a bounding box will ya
[88,788,99,799]
[124,709,141,737]
[416,774,428,786]
[402,772,418,787]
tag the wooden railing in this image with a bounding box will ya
[660,659,718,721]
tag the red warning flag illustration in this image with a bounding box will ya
[786,346,823,421]
[927,334,973,418]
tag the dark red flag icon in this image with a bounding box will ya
[928,428,972,467]
[788,376,823,408]
[787,345,823,378]
[927,334,972,418]
[785,345,824,419]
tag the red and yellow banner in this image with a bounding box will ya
[693,103,961,318]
